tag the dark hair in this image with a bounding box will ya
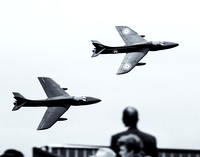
[122,107,138,127]
[1,149,24,157]
[117,134,143,154]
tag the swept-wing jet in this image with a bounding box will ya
[91,26,179,75]
[12,77,101,130]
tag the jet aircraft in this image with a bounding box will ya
[12,77,101,130]
[91,26,179,75]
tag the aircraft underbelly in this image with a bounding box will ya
[104,45,148,54]
[24,99,71,107]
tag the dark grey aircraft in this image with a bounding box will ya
[91,26,179,75]
[12,77,101,130]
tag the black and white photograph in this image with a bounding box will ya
[0,0,200,157]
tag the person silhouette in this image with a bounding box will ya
[110,107,158,157]
[1,149,24,157]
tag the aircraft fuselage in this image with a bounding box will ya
[98,41,178,55]
[17,96,101,107]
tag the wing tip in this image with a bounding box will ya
[38,77,50,80]
[116,68,130,75]
[37,121,51,130]
[116,66,133,75]
[115,26,122,30]
[116,71,129,75]
[116,71,123,75]
[37,125,50,131]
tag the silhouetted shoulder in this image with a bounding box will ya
[111,129,157,157]
[135,129,156,142]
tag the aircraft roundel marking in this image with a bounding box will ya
[122,28,130,35]
[123,63,132,70]
[113,50,118,53]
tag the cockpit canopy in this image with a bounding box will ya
[74,96,87,101]
[152,41,165,46]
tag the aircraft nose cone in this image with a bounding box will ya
[97,98,101,103]
[88,97,101,104]
[164,42,179,49]
[93,98,101,103]
[170,42,179,48]
[174,43,179,47]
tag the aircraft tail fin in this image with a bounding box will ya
[91,40,106,57]
[12,92,27,111]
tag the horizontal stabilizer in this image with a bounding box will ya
[91,40,106,57]
[91,40,102,45]
[12,92,27,111]
[12,101,27,111]
[92,48,105,57]
[13,92,25,99]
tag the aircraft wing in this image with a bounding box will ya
[117,49,149,75]
[115,26,147,46]
[38,77,69,98]
[37,105,70,130]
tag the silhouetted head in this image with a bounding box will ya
[1,149,24,157]
[117,134,143,154]
[91,148,116,157]
[122,107,138,127]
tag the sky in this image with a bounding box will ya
[0,0,200,156]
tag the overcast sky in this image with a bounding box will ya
[0,0,200,156]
